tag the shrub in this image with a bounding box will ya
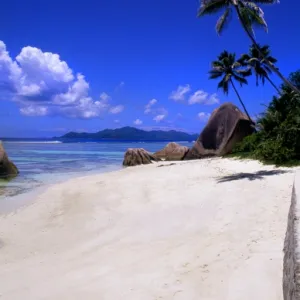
[232,70,300,165]
[233,132,263,153]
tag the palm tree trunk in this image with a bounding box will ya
[234,5,300,95]
[265,75,281,95]
[230,78,252,122]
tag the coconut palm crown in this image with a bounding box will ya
[209,50,252,121]
[198,0,279,36]
[240,44,280,93]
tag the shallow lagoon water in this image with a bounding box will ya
[0,140,192,203]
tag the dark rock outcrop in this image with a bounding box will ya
[0,143,19,178]
[123,148,160,167]
[154,142,189,161]
[185,102,254,159]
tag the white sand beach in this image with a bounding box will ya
[0,158,295,300]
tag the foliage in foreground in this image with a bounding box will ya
[231,70,300,165]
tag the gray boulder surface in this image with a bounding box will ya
[185,102,254,159]
[154,142,189,161]
[0,143,19,178]
[123,148,160,167]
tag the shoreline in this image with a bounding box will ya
[0,139,193,213]
[0,158,215,214]
[0,158,296,299]
[0,164,123,215]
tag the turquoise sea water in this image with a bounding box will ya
[0,140,192,199]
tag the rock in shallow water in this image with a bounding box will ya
[0,143,19,179]
[123,148,160,167]
[154,142,189,161]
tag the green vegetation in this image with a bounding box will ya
[198,1,300,166]
[231,70,300,166]
[209,44,279,123]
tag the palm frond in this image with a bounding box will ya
[236,67,252,77]
[240,53,251,61]
[233,73,248,86]
[254,65,268,85]
[217,50,230,61]
[232,61,242,69]
[248,57,260,64]
[216,7,231,35]
[266,56,277,64]
[209,70,224,79]
[242,2,268,32]
[238,6,256,37]
[260,44,270,54]
[250,12,268,32]
[238,54,250,66]
[218,75,230,95]
[261,73,266,85]
[211,66,225,74]
[250,0,279,4]
[226,52,236,66]
[211,60,224,68]
[258,66,268,77]
[197,0,227,17]
[225,73,232,82]
[249,46,260,58]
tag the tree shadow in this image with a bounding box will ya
[217,170,289,183]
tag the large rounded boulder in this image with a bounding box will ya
[154,142,189,161]
[123,148,160,167]
[0,143,19,178]
[185,102,255,159]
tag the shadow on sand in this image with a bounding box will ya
[217,170,289,183]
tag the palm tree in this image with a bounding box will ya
[240,44,280,94]
[209,50,252,121]
[198,0,300,94]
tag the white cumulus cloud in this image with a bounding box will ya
[0,41,21,95]
[153,114,166,123]
[52,74,89,105]
[99,92,111,102]
[16,46,74,83]
[144,98,157,114]
[134,119,143,125]
[189,90,220,105]
[198,112,211,122]
[0,40,123,118]
[169,84,191,102]
[110,105,124,114]
[20,105,49,117]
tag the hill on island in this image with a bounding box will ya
[60,127,198,141]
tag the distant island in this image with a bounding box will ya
[60,126,198,141]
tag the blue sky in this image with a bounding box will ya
[0,0,299,137]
